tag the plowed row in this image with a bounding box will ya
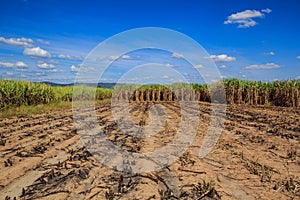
[0,102,299,199]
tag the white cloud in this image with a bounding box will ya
[0,61,28,68]
[48,60,59,64]
[37,61,55,69]
[108,56,119,61]
[265,51,275,56]
[219,65,227,68]
[171,52,184,58]
[244,63,280,70]
[0,36,34,47]
[70,65,79,72]
[262,8,272,14]
[296,56,300,59]
[58,54,72,60]
[47,69,65,73]
[224,9,272,28]
[0,62,14,67]
[162,75,169,79]
[194,64,204,69]
[208,54,236,62]
[36,39,50,45]
[165,63,173,67]
[121,55,130,59]
[15,61,28,68]
[35,72,46,76]
[23,47,51,58]
[57,54,83,61]
[108,55,131,61]
[74,56,84,60]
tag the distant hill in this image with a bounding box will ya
[40,82,74,87]
[97,82,117,89]
[40,82,117,89]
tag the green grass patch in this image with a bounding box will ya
[0,101,72,118]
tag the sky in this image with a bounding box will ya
[0,0,300,84]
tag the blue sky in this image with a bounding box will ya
[0,0,300,83]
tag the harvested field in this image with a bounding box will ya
[0,101,299,199]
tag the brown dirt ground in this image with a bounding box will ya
[0,102,299,200]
